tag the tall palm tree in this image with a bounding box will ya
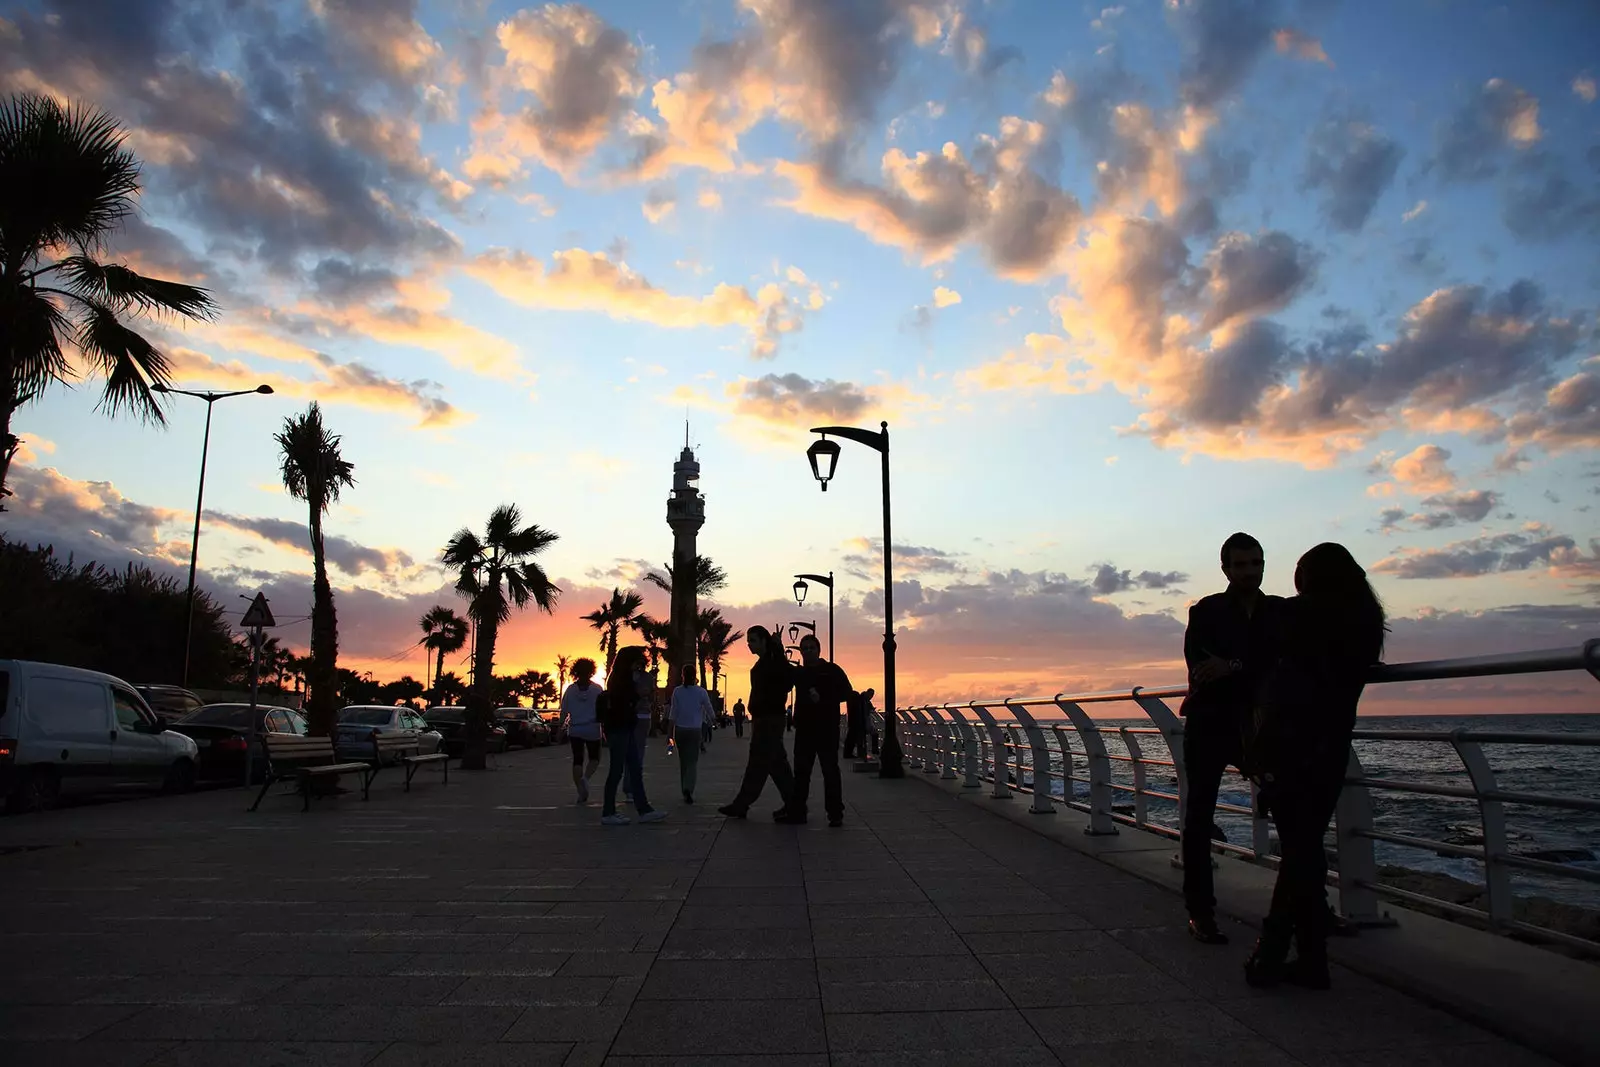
[629,612,673,669]
[441,504,560,770]
[275,402,355,737]
[644,554,728,599]
[703,613,743,696]
[0,94,218,510]
[555,654,571,694]
[580,587,644,675]
[418,605,469,704]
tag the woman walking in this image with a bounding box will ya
[560,657,603,804]
[1244,543,1386,990]
[669,663,714,803]
[601,646,667,826]
[718,626,796,819]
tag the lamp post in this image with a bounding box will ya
[154,383,274,686]
[806,421,902,778]
[793,571,834,660]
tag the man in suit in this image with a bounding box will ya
[1180,532,1283,944]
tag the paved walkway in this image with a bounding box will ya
[0,733,1557,1067]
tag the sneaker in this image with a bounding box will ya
[576,777,590,804]
[638,810,668,823]
[1187,916,1230,945]
[683,791,694,804]
[601,814,631,826]
[717,805,747,819]
[828,816,843,827]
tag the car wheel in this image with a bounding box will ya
[6,767,61,814]
[163,759,197,794]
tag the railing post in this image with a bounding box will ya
[1334,746,1386,925]
[1051,724,1078,807]
[931,706,958,779]
[1121,726,1148,829]
[1452,733,1513,929]
[917,707,940,774]
[1053,697,1117,835]
[970,703,1012,799]
[906,707,927,770]
[1007,699,1056,814]
[949,705,982,789]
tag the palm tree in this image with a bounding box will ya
[629,612,673,669]
[275,402,355,737]
[556,654,571,694]
[702,613,743,696]
[580,587,644,675]
[434,671,466,704]
[441,504,560,770]
[644,554,728,599]
[0,94,218,510]
[418,605,469,704]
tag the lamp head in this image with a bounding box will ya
[793,579,807,605]
[807,436,840,491]
[151,383,171,394]
[255,384,274,394]
[787,624,800,644]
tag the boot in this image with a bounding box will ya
[1243,917,1292,988]
[1285,934,1331,990]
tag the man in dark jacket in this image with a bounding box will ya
[777,634,852,826]
[1180,531,1283,944]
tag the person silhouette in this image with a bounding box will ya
[718,626,795,819]
[776,634,851,827]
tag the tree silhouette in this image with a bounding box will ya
[580,587,644,675]
[418,605,468,703]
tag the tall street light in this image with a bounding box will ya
[793,571,834,661]
[806,421,903,779]
[154,383,274,686]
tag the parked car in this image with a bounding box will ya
[335,706,443,764]
[536,710,567,744]
[167,703,306,783]
[424,707,507,757]
[133,684,206,726]
[1,660,200,812]
[495,707,552,748]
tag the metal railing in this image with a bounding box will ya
[890,639,1600,956]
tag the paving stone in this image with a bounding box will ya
[440,976,616,1007]
[94,1005,332,1043]
[501,1005,627,1044]
[0,1039,176,1067]
[555,952,657,977]
[298,1005,524,1043]
[392,954,566,978]
[279,975,468,1005]
[824,1008,1045,1053]
[611,998,826,1056]
[139,1041,389,1067]
[639,959,819,1000]
[658,927,813,960]
[368,1043,573,1066]
[606,1057,829,1067]
[1022,1001,1255,1047]
[671,905,810,929]
[820,975,1012,1013]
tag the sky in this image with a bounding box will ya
[3,0,1598,715]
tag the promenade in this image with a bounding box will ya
[0,736,1560,1067]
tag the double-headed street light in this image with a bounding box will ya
[793,571,834,661]
[805,421,903,779]
[153,382,274,686]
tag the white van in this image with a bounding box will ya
[0,660,201,813]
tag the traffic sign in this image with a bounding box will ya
[241,592,276,628]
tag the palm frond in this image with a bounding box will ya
[75,296,168,423]
[0,94,140,255]
[56,255,217,320]
[502,523,559,557]
[5,286,74,400]
[508,561,559,613]
[274,402,356,510]
[440,529,484,570]
[644,571,672,593]
[484,503,522,547]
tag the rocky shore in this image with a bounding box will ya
[1377,865,1600,956]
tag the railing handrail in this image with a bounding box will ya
[888,638,1600,958]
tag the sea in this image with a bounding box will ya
[1002,714,1600,910]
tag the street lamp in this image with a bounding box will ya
[805,422,902,778]
[154,382,274,686]
[793,571,834,660]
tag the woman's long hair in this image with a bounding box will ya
[746,625,785,668]
[1294,542,1388,664]
[607,646,647,703]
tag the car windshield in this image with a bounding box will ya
[181,705,254,727]
[497,709,527,719]
[340,708,394,725]
[427,709,464,723]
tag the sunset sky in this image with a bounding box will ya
[4,0,1598,714]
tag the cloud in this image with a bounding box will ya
[2,464,188,567]
[698,187,724,210]
[1272,27,1329,65]
[467,3,642,182]
[957,333,1087,395]
[840,537,966,581]
[1372,524,1591,579]
[210,513,415,577]
[932,286,962,308]
[1573,76,1597,104]
[642,186,677,223]
[1088,563,1189,595]
[726,373,875,425]
[1172,0,1278,117]
[1499,153,1600,241]
[1302,120,1403,233]
[1502,359,1600,457]
[464,248,823,359]
[1411,489,1502,528]
[1432,78,1543,182]
[1402,200,1428,223]
[1369,443,1456,496]
[1196,230,1318,332]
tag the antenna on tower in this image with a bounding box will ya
[684,419,690,449]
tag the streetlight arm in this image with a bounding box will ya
[794,573,834,587]
[809,425,887,453]
[160,387,264,402]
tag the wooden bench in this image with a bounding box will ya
[365,731,450,792]
[249,734,375,812]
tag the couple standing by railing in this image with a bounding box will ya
[1180,531,1387,990]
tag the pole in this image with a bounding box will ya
[244,626,262,786]
[827,569,834,662]
[180,399,215,687]
[878,421,902,778]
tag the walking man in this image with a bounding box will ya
[669,663,714,803]
[776,634,851,827]
[1180,532,1282,943]
[719,626,795,819]
[732,699,746,738]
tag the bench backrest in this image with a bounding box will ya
[263,733,336,767]
[372,731,421,758]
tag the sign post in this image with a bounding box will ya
[240,593,277,786]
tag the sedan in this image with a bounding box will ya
[537,710,567,744]
[135,684,207,727]
[425,707,508,757]
[495,708,553,748]
[335,706,444,763]
[169,704,306,783]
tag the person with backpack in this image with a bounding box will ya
[600,646,667,827]
[559,657,603,804]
